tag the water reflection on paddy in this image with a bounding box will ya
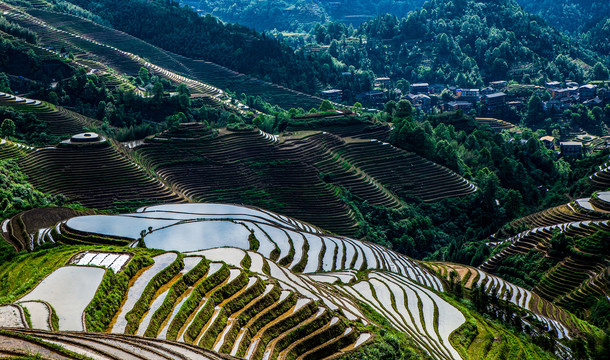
[66,215,178,239]
[20,266,105,331]
[144,221,250,252]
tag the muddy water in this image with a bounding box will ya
[111,253,178,333]
[19,301,51,330]
[20,266,105,331]
[0,305,25,328]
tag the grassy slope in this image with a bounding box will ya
[0,244,161,304]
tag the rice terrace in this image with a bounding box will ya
[0,0,609,359]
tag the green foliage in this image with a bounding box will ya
[124,253,184,334]
[224,278,265,314]
[198,311,228,348]
[143,258,210,337]
[59,0,343,95]
[248,230,260,251]
[85,254,154,332]
[166,264,230,340]
[319,100,334,111]
[183,298,215,343]
[0,107,60,146]
[179,0,425,31]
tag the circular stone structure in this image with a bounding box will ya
[70,132,101,143]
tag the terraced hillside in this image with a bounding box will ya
[0,138,33,160]
[0,206,93,252]
[0,203,584,360]
[17,134,183,209]
[0,328,234,360]
[506,196,610,231]
[0,92,97,135]
[2,2,328,110]
[475,118,517,132]
[426,263,597,339]
[590,159,610,190]
[479,193,610,311]
[132,124,475,235]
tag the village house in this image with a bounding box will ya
[410,83,430,95]
[321,89,343,103]
[560,141,583,157]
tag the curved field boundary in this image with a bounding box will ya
[18,140,184,210]
[0,92,98,135]
[0,138,33,160]
[59,204,443,292]
[426,262,597,340]
[475,117,516,132]
[74,251,370,360]
[480,219,610,306]
[0,328,235,360]
[341,270,464,360]
[133,126,476,235]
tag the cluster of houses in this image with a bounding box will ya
[543,81,609,114]
[322,79,510,115]
[321,79,609,119]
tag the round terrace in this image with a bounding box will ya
[69,132,103,143]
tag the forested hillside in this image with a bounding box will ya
[49,0,344,94]
[324,0,602,87]
[179,0,426,30]
[514,0,610,34]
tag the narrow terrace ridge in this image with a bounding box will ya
[0,92,98,135]
[18,137,184,209]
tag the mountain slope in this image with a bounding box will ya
[179,0,427,30]
[514,0,610,34]
[347,0,602,86]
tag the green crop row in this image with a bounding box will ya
[124,254,184,334]
[224,278,265,314]
[211,271,248,304]
[143,258,210,337]
[286,318,348,360]
[199,311,229,349]
[238,284,281,326]
[218,321,241,354]
[166,264,230,340]
[85,255,154,332]
[235,290,295,358]
[184,298,215,344]
[271,307,331,360]
[303,326,359,360]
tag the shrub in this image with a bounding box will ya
[124,254,184,334]
[85,255,153,332]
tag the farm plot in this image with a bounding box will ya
[58,203,442,291]
[0,328,232,360]
[507,194,610,231]
[426,262,590,340]
[479,218,610,306]
[2,206,91,252]
[134,125,476,235]
[18,140,183,210]
[61,250,370,360]
[590,161,610,190]
[475,117,516,132]
[0,305,27,328]
[0,92,97,135]
[19,265,106,331]
[341,271,465,360]
[0,138,33,160]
